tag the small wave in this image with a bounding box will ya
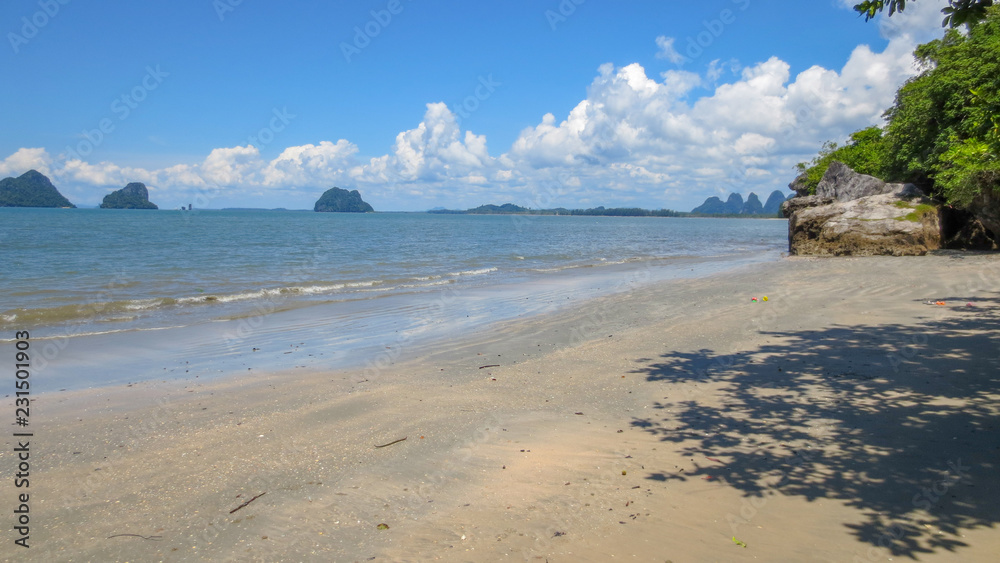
[448,267,498,277]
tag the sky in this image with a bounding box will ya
[0,0,953,211]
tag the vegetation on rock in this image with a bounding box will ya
[0,170,75,208]
[314,187,374,213]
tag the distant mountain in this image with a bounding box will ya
[692,190,792,216]
[741,193,764,215]
[0,170,75,208]
[100,182,158,209]
[763,190,790,215]
[314,187,374,213]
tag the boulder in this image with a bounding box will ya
[782,195,834,218]
[788,172,810,197]
[788,188,940,256]
[971,186,1000,237]
[815,161,921,202]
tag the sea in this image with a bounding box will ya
[0,208,788,390]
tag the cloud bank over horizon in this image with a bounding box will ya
[0,1,949,211]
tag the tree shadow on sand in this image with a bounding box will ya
[629,295,1000,559]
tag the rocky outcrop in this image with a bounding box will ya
[0,170,75,208]
[314,187,374,213]
[971,187,1000,238]
[785,163,940,256]
[940,206,999,250]
[816,161,920,202]
[100,182,158,209]
[788,172,810,197]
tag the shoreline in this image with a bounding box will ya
[16,250,783,393]
[4,253,1000,561]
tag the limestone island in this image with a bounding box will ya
[100,182,158,209]
[0,170,75,208]
[314,187,374,213]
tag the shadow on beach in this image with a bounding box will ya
[629,295,1000,559]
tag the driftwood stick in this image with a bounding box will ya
[374,437,407,448]
[229,492,266,514]
[107,533,163,541]
[478,364,500,369]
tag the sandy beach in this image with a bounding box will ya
[4,253,1000,562]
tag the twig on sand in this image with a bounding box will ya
[478,364,500,369]
[229,492,267,514]
[374,437,408,448]
[107,534,163,541]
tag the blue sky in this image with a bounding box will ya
[1,0,950,211]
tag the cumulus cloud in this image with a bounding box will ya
[0,148,53,178]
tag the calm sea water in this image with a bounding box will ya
[1,209,787,389]
[1,208,786,338]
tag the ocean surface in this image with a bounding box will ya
[0,208,788,390]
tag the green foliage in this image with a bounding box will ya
[894,202,937,222]
[854,1,993,28]
[798,6,1000,210]
[314,187,374,212]
[796,127,889,194]
[935,137,1000,206]
[100,183,158,209]
[881,6,1000,205]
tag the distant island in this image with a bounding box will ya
[427,198,793,218]
[0,170,75,208]
[429,203,683,217]
[100,182,158,209]
[690,190,791,216]
[314,187,374,213]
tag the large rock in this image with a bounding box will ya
[971,187,1000,237]
[788,172,810,197]
[0,170,75,208]
[314,187,374,213]
[816,161,921,201]
[782,195,834,218]
[788,188,940,256]
[100,182,158,209]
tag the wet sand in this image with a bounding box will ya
[3,253,1000,562]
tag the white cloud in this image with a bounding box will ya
[655,36,687,64]
[0,148,53,178]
